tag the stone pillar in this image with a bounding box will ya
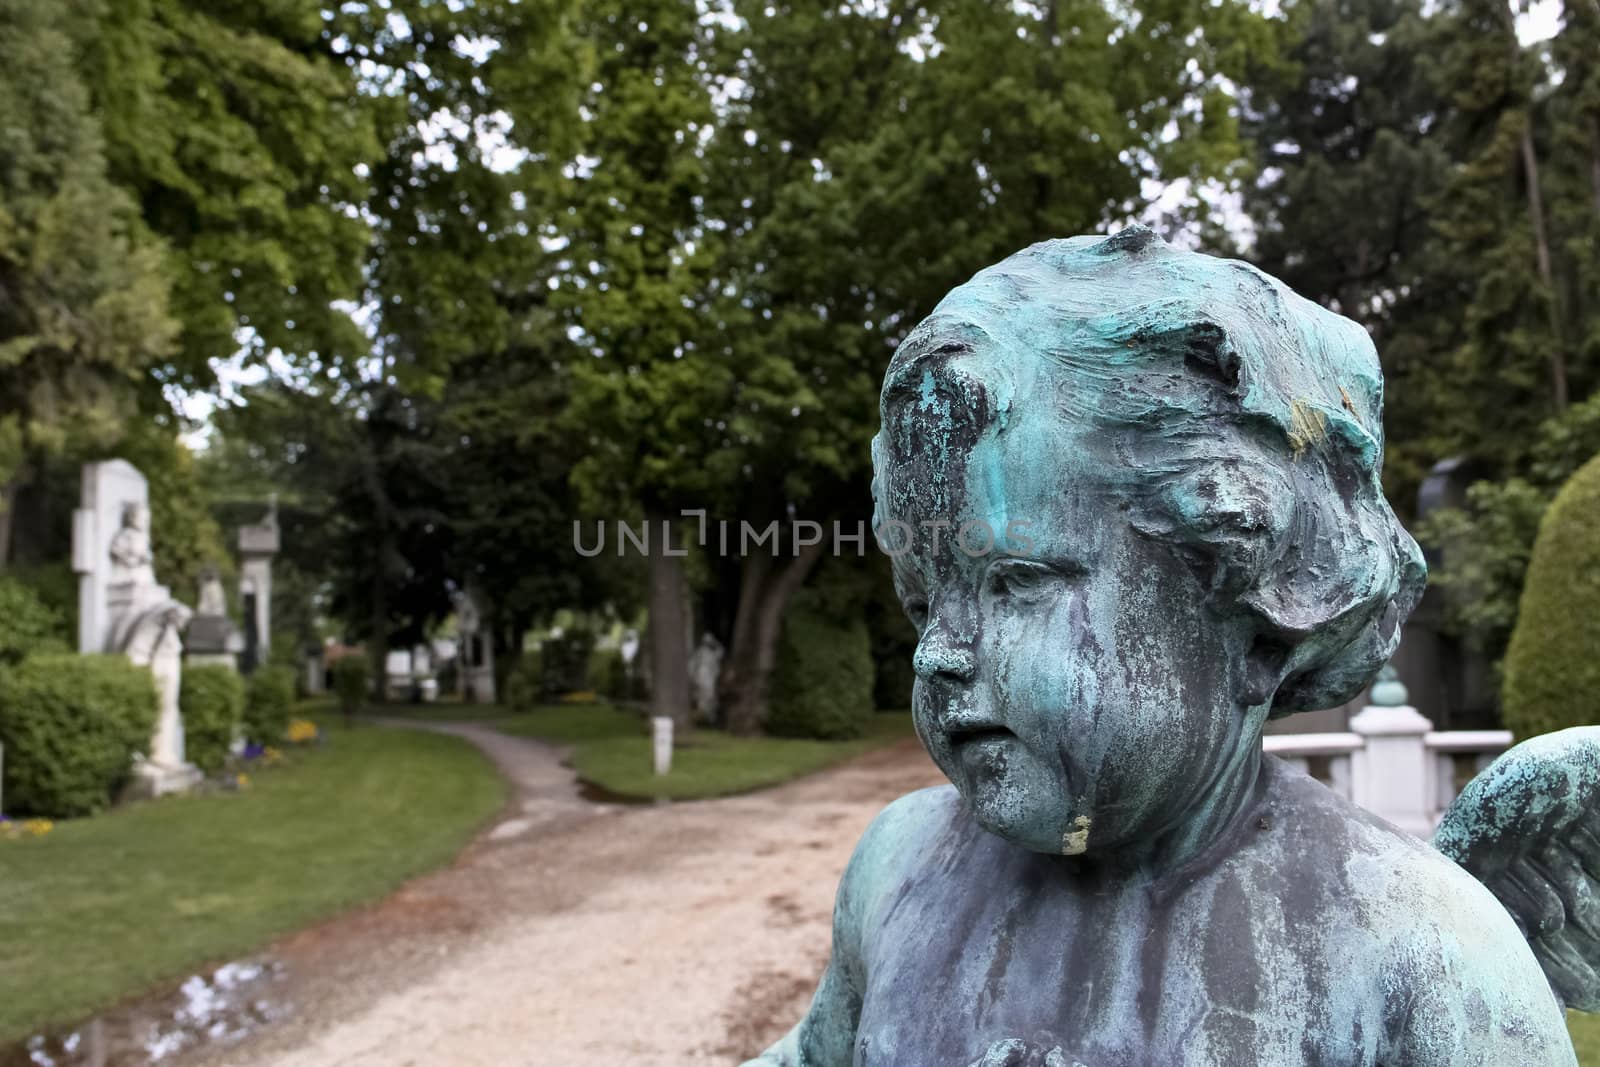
[1349,666,1436,836]
[237,498,279,672]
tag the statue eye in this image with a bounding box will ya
[903,597,929,629]
[987,559,1064,602]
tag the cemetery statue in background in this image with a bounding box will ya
[73,460,200,796]
[745,227,1600,1066]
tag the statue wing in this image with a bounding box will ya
[1432,726,1600,1012]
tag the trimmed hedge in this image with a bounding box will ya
[179,665,245,773]
[1502,453,1600,739]
[244,664,297,744]
[0,577,68,666]
[332,655,369,718]
[0,653,158,817]
[765,590,875,740]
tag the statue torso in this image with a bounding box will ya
[851,763,1422,1067]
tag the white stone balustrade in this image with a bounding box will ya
[1263,668,1514,835]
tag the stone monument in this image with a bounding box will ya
[454,589,496,703]
[72,461,200,796]
[184,566,244,670]
[745,228,1598,1065]
[237,497,279,674]
[687,632,723,722]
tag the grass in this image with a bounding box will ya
[1574,1012,1600,1064]
[357,700,517,723]
[496,703,916,800]
[0,710,507,1042]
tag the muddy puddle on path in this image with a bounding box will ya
[2,959,293,1067]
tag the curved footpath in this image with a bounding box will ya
[182,718,943,1067]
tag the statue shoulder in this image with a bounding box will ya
[835,787,962,949]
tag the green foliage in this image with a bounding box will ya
[0,0,177,492]
[331,656,368,716]
[539,628,596,694]
[1501,454,1600,739]
[1419,393,1600,657]
[178,665,243,774]
[243,664,296,745]
[765,590,874,741]
[84,0,376,385]
[503,651,544,712]
[0,576,67,666]
[0,653,157,817]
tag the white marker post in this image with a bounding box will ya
[652,716,674,776]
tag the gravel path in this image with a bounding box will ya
[193,719,943,1067]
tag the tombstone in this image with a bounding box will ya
[454,589,496,704]
[72,461,200,796]
[1389,456,1500,731]
[236,497,279,674]
[184,566,244,670]
[687,632,724,722]
[383,649,413,702]
[302,642,327,694]
[410,642,438,703]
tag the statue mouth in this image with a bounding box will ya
[946,721,1014,749]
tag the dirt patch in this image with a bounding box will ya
[152,734,943,1067]
[713,966,825,1060]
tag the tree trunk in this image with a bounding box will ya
[647,513,693,731]
[0,467,31,571]
[1590,114,1600,220]
[723,532,826,736]
[1501,1,1568,411]
[1518,120,1568,411]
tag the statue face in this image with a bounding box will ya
[879,356,1258,857]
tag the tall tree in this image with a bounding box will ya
[559,0,722,730]
[0,0,178,564]
[701,0,1268,732]
[83,0,376,385]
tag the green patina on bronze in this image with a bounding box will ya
[745,228,1598,1066]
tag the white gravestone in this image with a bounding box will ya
[384,649,413,702]
[72,461,200,796]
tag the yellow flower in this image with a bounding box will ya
[24,819,51,837]
[236,773,251,788]
[285,719,319,744]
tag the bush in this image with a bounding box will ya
[1502,453,1600,739]
[0,653,158,817]
[179,665,245,774]
[332,655,369,718]
[0,576,68,666]
[504,651,542,711]
[765,590,874,740]
[243,664,296,745]
[540,628,595,694]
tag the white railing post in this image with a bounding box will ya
[1349,666,1436,836]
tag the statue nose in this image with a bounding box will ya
[913,635,977,683]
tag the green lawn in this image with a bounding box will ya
[0,714,506,1041]
[358,700,518,723]
[496,703,916,800]
[1574,1012,1600,1064]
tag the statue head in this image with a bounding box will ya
[121,501,150,531]
[870,227,1425,857]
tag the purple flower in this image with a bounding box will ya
[242,743,265,761]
